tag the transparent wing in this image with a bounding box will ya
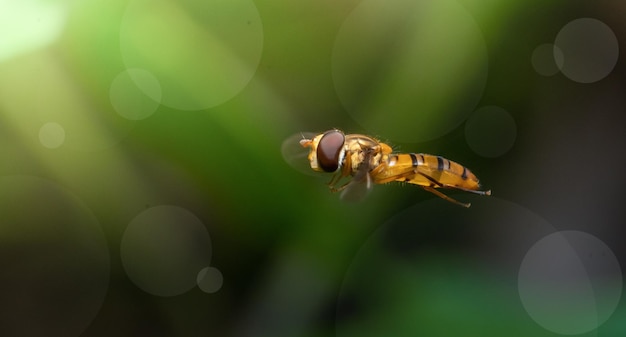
[339,173,372,202]
[339,154,374,202]
[281,131,318,176]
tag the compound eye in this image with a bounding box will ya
[317,130,345,172]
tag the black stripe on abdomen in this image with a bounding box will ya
[437,156,444,171]
[409,153,418,167]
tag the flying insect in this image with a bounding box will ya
[300,129,491,207]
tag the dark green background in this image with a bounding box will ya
[1,0,625,336]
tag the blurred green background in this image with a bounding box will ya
[1,0,626,336]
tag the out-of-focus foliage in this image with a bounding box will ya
[1,0,625,336]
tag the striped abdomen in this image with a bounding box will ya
[380,153,482,190]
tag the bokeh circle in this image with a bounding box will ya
[119,0,264,111]
[39,122,66,149]
[197,267,224,294]
[554,18,619,83]
[332,0,488,143]
[336,197,562,336]
[0,175,109,337]
[465,106,517,158]
[531,43,564,76]
[120,205,212,297]
[518,230,622,335]
[110,68,162,120]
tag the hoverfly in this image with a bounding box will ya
[299,129,491,207]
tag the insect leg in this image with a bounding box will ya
[332,152,371,193]
[421,186,471,208]
[414,171,444,187]
[442,185,491,196]
[416,170,491,196]
[327,151,353,191]
[328,170,354,192]
[330,178,353,193]
[327,173,340,190]
[415,171,476,207]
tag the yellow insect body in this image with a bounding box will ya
[300,129,490,207]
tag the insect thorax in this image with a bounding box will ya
[345,137,386,174]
